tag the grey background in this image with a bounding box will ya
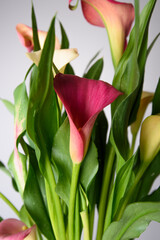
[0,0,160,239]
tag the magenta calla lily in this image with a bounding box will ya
[0,219,36,240]
[54,73,122,163]
[16,24,60,52]
[69,0,134,67]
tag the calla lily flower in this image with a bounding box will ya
[140,115,160,164]
[0,219,36,240]
[69,0,134,68]
[26,48,79,76]
[54,73,122,163]
[16,23,60,51]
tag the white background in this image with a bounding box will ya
[0,0,160,239]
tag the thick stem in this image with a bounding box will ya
[96,145,115,240]
[45,157,66,240]
[75,191,81,240]
[68,163,81,240]
[80,210,90,240]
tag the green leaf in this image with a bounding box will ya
[0,217,3,222]
[8,81,28,195]
[0,99,14,115]
[19,205,33,227]
[147,32,160,57]
[142,187,160,202]
[31,3,41,51]
[27,16,59,173]
[112,155,135,218]
[102,202,160,240]
[111,0,156,161]
[52,119,98,206]
[0,161,18,192]
[60,22,69,49]
[83,50,101,75]
[24,161,55,240]
[64,63,75,75]
[0,161,11,176]
[136,151,160,201]
[152,78,160,115]
[83,58,104,80]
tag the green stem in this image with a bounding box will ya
[89,207,95,240]
[68,163,81,240]
[96,145,115,240]
[0,192,19,217]
[75,191,81,240]
[80,210,90,240]
[115,162,149,221]
[45,157,66,240]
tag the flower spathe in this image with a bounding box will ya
[71,0,134,67]
[140,115,160,164]
[16,24,60,51]
[54,73,122,163]
[0,219,36,240]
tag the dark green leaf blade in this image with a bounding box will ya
[152,78,160,115]
[83,58,104,80]
[60,22,69,49]
[32,3,41,51]
[24,162,55,240]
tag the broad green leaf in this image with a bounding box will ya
[52,119,98,206]
[60,22,69,49]
[32,3,41,51]
[0,217,3,222]
[8,82,28,195]
[0,99,14,115]
[19,205,33,227]
[152,78,160,115]
[111,0,156,161]
[102,202,160,240]
[24,162,55,240]
[26,16,59,174]
[136,151,160,201]
[91,111,108,205]
[112,155,135,218]
[83,58,104,80]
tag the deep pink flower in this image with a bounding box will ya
[54,73,122,163]
[0,219,36,240]
[69,0,134,67]
[16,24,60,52]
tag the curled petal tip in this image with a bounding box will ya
[16,24,33,52]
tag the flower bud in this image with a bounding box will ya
[131,91,153,136]
[140,115,160,163]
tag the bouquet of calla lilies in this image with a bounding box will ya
[1,0,160,239]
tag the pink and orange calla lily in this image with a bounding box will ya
[54,73,122,163]
[16,24,60,51]
[69,0,134,68]
[0,219,36,240]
